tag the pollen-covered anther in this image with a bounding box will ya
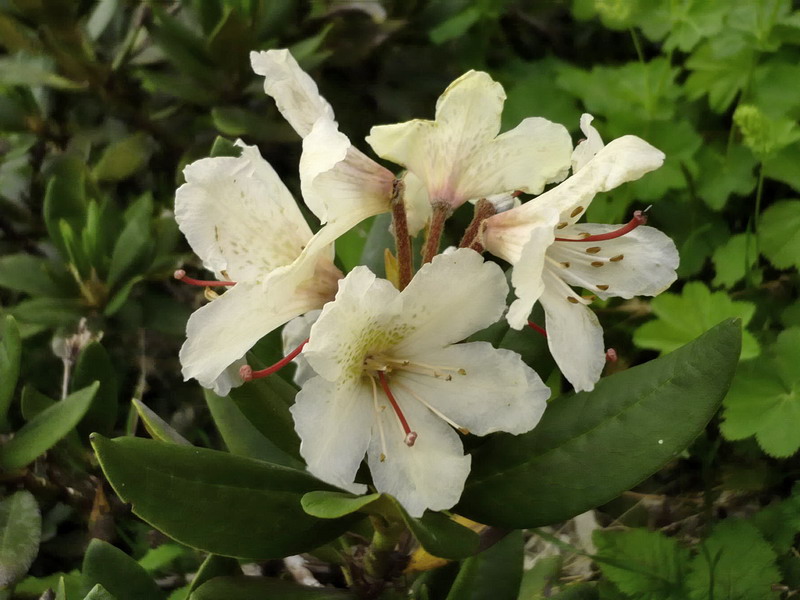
[570,206,584,217]
[610,254,624,262]
[606,348,618,362]
[597,284,609,291]
[567,296,580,304]
[585,246,602,254]
[591,261,604,267]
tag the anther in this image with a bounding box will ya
[527,321,548,338]
[610,254,624,262]
[555,210,648,243]
[240,338,309,381]
[606,348,618,362]
[567,296,580,304]
[586,247,602,254]
[570,206,584,217]
[591,261,604,267]
[557,222,568,229]
[560,261,571,268]
[174,269,236,287]
[377,371,417,447]
[597,284,609,291]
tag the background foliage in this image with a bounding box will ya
[0,0,798,598]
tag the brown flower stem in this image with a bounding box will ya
[390,179,413,290]
[458,198,495,251]
[421,202,451,264]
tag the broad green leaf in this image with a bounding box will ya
[301,491,480,559]
[686,520,780,600]
[187,555,240,594]
[132,399,191,446]
[81,539,164,600]
[107,194,154,287]
[73,342,118,435]
[711,233,760,288]
[204,389,301,468]
[138,544,187,573]
[189,576,354,599]
[20,385,55,420]
[0,254,63,296]
[0,315,21,430]
[43,157,88,258]
[8,297,84,329]
[696,144,757,211]
[685,34,756,113]
[0,491,41,586]
[752,482,800,554]
[457,320,740,527]
[83,584,117,600]
[0,382,98,470]
[92,435,360,559]
[0,53,83,89]
[593,529,690,600]
[93,134,152,182]
[637,0,726,52]
[445,531,523,600]
[764,142,800,192]
[759,200,800,270]
[633,282,759,359]
[429,7,481,44]
[721,327,800,457]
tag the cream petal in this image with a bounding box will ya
[548,224,679,300]
[300,117,393,225]
[282,310,322,387]
[291,376,372,494]
[176,145,312,282]
[304,266,402,382]
[209,358,247,397]
[539,269,606,392]
[366,392,470,517]
[393,249,508,354]
[400,171,432,236]
[250,49,335,138]
[571,113,604,173]
[392,342,549,436]
[482,206,559,265]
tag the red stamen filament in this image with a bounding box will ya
[377,371,417,447]
[174,269,236,287]
[527,321,548,338]
[555,210,647,242]
[240,338,309,382]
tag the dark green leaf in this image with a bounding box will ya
[457,321,741,527]
[0,382,98,470]
[91,435,360,559]
[73,342,118,436]
[132,399,191,446]
[209,136,242,158]
[107,194,154,288]
[20,385,55,420]
[83,584,118,600]
[0,491,41,586]
[189,576,354,599]
[81,539,164,600]
[93,134,151,182]
[445,531,523,600]
[9,297,85,328]
[0,254,64,296]
[187,555,240,594]
[0,315,21,431]
[759,199,800,270]
[43,157,88,258]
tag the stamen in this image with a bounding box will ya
[377,371,417,446]
[174,269,236,287]
[606,348,618,362]
[527,321,548,338]
[555,210,647,242]
[386,358,466,379]
[393,380,470,435]
[369,376,388,462]
[240,338,309,381]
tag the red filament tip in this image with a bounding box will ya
[511,190,524,197]
[527,321,548,338]
[240,338,309,382]
[377,371,417,447]
[174,269,236,287]
[605,348,618,362]
[555,210,647,243]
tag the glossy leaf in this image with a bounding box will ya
[73,342,119,435]
[92,133,151,182]
[187,555,240,594]
[445,531,523,600]
[81,539,164,600]
[0,490,41,586]
[0,253,63,296]
[132,398,191,446]
[83,584,117,600]
[0,315,21,431]
[189,576,354,599]
[92,435,360,559]
[0,382,98,470]
[457,320,740,527]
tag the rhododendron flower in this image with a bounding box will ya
[175,144,342,394]
[291,249,550,517]
[481,115,679,392]
[365,71,573,214]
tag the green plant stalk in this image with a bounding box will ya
[362,515,405,588]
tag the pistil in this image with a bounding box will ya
[527,321,548,338]
[240,338,309,381]
[555,210,647,242]
[377,371,417,447]
[174,269,236,287]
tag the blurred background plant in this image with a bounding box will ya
[0,0,798,599]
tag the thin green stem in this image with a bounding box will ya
[629,27,645,64]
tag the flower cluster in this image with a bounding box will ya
[173,50,678,517]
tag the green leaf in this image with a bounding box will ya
[43,156,88,258]
[8,297,84,329]
[633,282,759,359]
[132,398,191,446]
[637,0,726,52]
[696,144,757,211]
[685,34,756,113]
[759,199,800,270]
[0,315,21,431]
[20,385,55,420]
[711,233,760,288]
[73,342,118,436]
[445,531,523,600]
[457,320,741,527]
[81,539,165,600]
[208,136,242,158]
[187,555,240,594]
[0,254,64,296]
[91,435,360,559]
[721,327,800,457]
[734,105,800,160]
[83,584,118,600]
[107,193,154,287]
[593,528,690,600]
[0,382,98,470]
[93,133,151,182]
[686,520,780,600]
[189,576,354,599]
[0,491,41,586]
[429,7,481,44]
[301,491,480,559]
[138,544,187,573]
[358,213,393,277]
[0,52,83,89]
[204,389,301,468]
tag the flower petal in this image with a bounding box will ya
[367,392,470,517]
[401,171,432,236]
[291,376,371,494]
[250,49,335,138]
[393,342,549,436]
[393,249,508,354]
[176,144,312,281]
[548,225,679,300]
[300,117,393,225]
[571,113,604,173]
[539,269,606,392]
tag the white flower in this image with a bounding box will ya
[290,249,550,517]
[175,143,342,394]
[365,71,573,213]
[251,49,395,237]
[481,115,679,392]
